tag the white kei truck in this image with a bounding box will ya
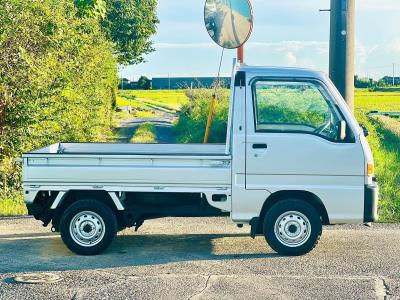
[22,63,379,256]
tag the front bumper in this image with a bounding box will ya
[364,181,379,223]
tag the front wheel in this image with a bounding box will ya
[263,199,322,256]
[59,199,117,255]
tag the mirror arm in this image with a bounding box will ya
[237,46,244,63]
[340,120,347,141]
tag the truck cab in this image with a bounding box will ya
[22,63,379,256]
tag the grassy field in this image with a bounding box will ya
[117,90,189,112]
[354,91,400,222]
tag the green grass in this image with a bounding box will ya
[113,111,132,121]
[354,91,400,222]
[0,192,27,216]
[119,90,189,111]
[116,95,147,110]
[174,89,230,143]
[374,115,400,135]
[371,87,400,92]
[129,123,156,143]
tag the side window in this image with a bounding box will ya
[253,80,348,142]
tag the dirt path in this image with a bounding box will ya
[115,107,177,144]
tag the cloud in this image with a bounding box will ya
[285,52,297,65]
[357,0,400,11]
[154,42,214,49]
[154,40,385,67]
[251,0,330,12]
[388,39,400,53]
[155,40,328,51]
[357,42,380,65]
[386,39,400,62]
[247,41,328,51]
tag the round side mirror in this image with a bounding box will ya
[204,0,253,49]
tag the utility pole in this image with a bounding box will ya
[393,63,396,86]
[329,0,355,113]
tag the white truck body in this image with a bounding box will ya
[22,63,379,255]
[23,143,232,212]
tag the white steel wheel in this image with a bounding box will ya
[69,211,106,247]
[274,211,311,247]
[60,199,117,255]
[263,199,322,256]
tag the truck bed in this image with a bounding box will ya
[22,143,232,188]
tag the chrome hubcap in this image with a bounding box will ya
[274,211,311,247]
[69,211,105,247]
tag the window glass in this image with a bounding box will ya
[254,81,344,141]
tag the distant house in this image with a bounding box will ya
[118,78,137,90]
[151,77,231,90]
[381,76,400,86]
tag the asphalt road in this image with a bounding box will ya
[0,217,399,300]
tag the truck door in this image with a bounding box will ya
[245,79,365,223]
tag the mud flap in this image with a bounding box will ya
[250,217,259,239]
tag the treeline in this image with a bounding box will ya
[354,75,399,89]
[0,0,157,212]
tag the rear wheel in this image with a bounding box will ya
[60,199,117,255]
[263,199,322,256]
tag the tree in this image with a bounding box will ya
[0,0,118,195]
[101,0,159,65]
[74,0,107,18]
[354,75,373,88]
[137,76,151,90]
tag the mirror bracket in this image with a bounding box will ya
[339,120,347,141]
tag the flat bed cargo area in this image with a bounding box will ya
[23,143,232,188]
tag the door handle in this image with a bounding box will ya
[252,143,268,149]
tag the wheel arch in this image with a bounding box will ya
[256,190,330,234]
[52,190,122,231]
[59,198,118,255]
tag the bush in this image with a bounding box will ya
[174,89,230,143]
[0,0,118,212]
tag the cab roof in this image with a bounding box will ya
[238,64,327,80]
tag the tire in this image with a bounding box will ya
[59,199,117,255]
[263,199,322,256]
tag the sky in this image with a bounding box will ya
[120,0,400,80]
